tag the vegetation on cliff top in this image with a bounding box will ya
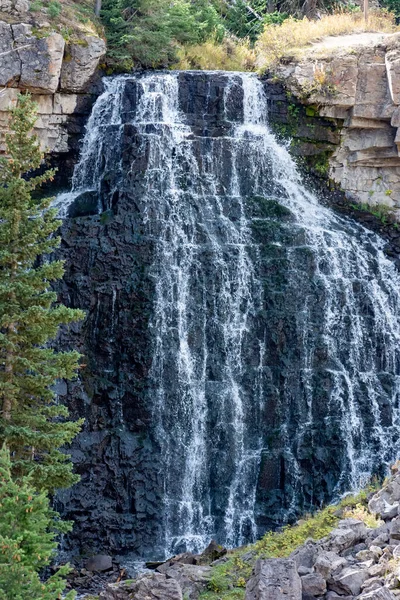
[97,0,399,72]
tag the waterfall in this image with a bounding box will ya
[59,71,400,558]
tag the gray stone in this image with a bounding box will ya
[314,551,347,579]
[368,474,400,520]
[14,0,29,12]
[12,24,65,93]
[86,554,112,572]
[389,515,400,540]
[289,540,318,569]
[164,563,211,599]
[301,572,326,596]
[60,35,105,93]
[99,573,183,600]
[326,594,354,600]
[359,589,397,599]
[0,22,21,87]
[329,566,368,596]
[245,559,302,600]
[297,565,312,576]
[327,520,367,553]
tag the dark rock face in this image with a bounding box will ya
[56,71,400,561]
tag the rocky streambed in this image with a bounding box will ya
[74,463,400,599]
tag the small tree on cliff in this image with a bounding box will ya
[0,445,76,600]
[0,94,84,493]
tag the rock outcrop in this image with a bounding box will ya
[0,4,105,175]
[274,32,400,215]
[245,559,302,600]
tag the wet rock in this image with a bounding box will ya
[99,572,183,600]
[86,555,113,572]
[198,540,227,564]
[245,559,302,600]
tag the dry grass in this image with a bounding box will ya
[174,36,256,71]
[343,503,383,528]
[174,9,397,73]
[256,10,397,71]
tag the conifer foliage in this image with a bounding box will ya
[0,94,84,493]
[0,444,76,600]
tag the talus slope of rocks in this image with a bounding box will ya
[96,464,400,600]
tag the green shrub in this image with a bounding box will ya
[102,0,225,70]
[29,0,43,12]
[47,1,62,19]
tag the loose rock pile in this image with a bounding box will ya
[244,463,400,599]
[89,467,400,599]
[98,541,226,600]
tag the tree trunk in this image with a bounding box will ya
[364,0,369,23]
[95,0,102,17]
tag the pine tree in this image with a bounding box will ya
[0,94,84,493]
[0,444,76,600]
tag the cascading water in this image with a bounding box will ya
[59,71,400,559]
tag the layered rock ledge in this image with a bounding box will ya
[273,32,400,215]
[0,6,105,170]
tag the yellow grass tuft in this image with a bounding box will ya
[174,36,256,71]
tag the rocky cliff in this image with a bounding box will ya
[271,32,400,216]
[0,0,105,180]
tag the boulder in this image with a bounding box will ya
[60,35,106,93]
[12,24,65,93]
[245,559,302,600]
[86,554,113,572]
[359,589,397,599]
[0,22,20,87]
[163,563,211,599]
[198,539,227,564]
[289,540,318,569]
[301,572,326,596]
[389,515,400,540]
[328,566,368,596]
[326,519,367,553]
[99,572,183,600]
[368,474,400,520]
[314,551,347,579]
